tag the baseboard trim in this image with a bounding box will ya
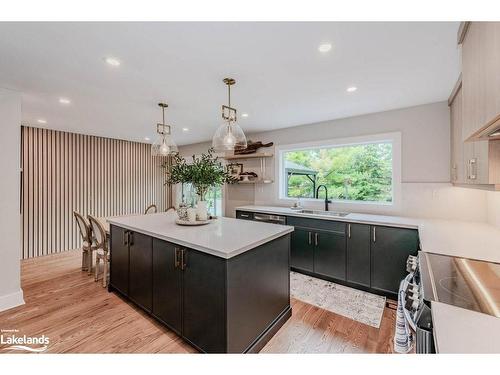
[0,289,25,312]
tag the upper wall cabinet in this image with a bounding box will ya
[461,22,500,140]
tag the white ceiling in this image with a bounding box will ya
[0,22,460,146]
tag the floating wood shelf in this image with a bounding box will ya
[235,179,274,185]
[223,152,273,160]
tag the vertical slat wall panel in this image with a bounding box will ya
[20,126,171,259]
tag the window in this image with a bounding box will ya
[280,138,395,204]
[181,183,223,216]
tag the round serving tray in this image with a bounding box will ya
[175,219,213,226]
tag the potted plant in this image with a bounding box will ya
[166,148,237,220]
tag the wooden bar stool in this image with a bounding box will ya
[88,215,110,288]
[74,211,94,274]
[144,204,157,214]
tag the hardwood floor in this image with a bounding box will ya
[0,250,396,354]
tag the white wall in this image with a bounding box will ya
[179,101,492,222]
[0,88,24,312]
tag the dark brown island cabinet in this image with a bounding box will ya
[108,224,292,353]
[237,210,419,299]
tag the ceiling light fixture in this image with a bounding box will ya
[105,57,121,66]
[182,127,189,132]
[212,78,247,151]
[241,113,249,118]
[151,102,177,157]
[318,43,332,53]
[144,137,151,141]
[37,119,47,124]
[59,97,71,104]
[346,86,357,93]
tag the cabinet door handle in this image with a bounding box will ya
[128,232,134,246]
[174,248,180,269]
[240,213,249,218]
[308,232,312,245]
[348,224,351,238]
[123,230,128,246]
[180,249,187,271]
[469,158,477,180]
[314,232,319,246]
[373,227,376,243]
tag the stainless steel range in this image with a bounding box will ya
[402,251,500,353]
[419,252,500,317]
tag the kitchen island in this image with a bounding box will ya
[107,212,294,353]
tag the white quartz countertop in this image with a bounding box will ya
[236,205,500,263]
[107,212,294,259]
[236,205,421,229]
[432,301,500,353]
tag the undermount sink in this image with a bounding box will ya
[296,209,350,217]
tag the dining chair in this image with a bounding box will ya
[165,206,176,213]
[144,204,157,214]
[88,215,110,288]
[74,211,94,274]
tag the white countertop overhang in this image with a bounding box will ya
[108,212,294,259]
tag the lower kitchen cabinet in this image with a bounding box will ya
[152,239,182,334]
[110,226,130,296]
[183,249,226,353]
[346,223,371,287]
[290,227,314,272]
[313,229,346,280]
[370,226,419,294]
[236,212,420,298]
[128,231,153,312]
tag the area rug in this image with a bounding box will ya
[290,271,386,328]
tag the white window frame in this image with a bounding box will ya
[276,132,401,211]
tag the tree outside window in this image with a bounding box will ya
[284,142,393,203]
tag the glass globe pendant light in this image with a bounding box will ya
[151,102,178,157]
[212,78,248,151]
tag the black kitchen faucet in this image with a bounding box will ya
[315,185,332,211]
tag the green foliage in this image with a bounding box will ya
[165,148,237,201]
[286,143,392,202]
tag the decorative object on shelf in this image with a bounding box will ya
[151,102,178,157]
[227,163,243,178]
[166,148,238,222]
[239,171,258,182]
[234,140,274,155]
[212,78,248,151]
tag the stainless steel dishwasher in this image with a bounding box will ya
[253,213,287,225]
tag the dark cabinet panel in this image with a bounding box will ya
[128,231,153,312]
[236,211,254,220]
[182,250,226,353]
[290,227,314,272]
[346,223,371,287]
[371,226,419,294]
[313,230,346,280]
[110,225,129,295]
[152,239,182,334]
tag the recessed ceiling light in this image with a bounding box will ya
[37,119,47,124]
[318,43,332,53]
[241,113,249,118]
[59,97,71,104]
[144,137,151,141]
[182,128,189,132]
[346,86,358,93]
[105,57,121,66]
